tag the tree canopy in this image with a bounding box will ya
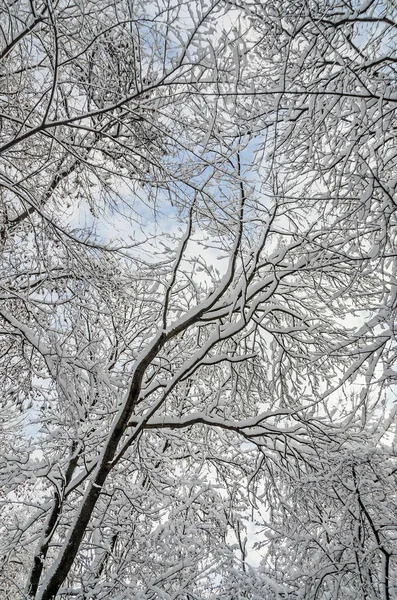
[0,0,397,598]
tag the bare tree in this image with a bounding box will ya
[1,0,396,599]
[243,0,397,365]
[257,439,397,599]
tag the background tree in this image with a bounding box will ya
[244,0,397,371]
[257,439,397,599]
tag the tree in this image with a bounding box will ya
[240,1,397,597]
[243,0,397,361]
[257,440,397,599]
[0,0,396,599]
